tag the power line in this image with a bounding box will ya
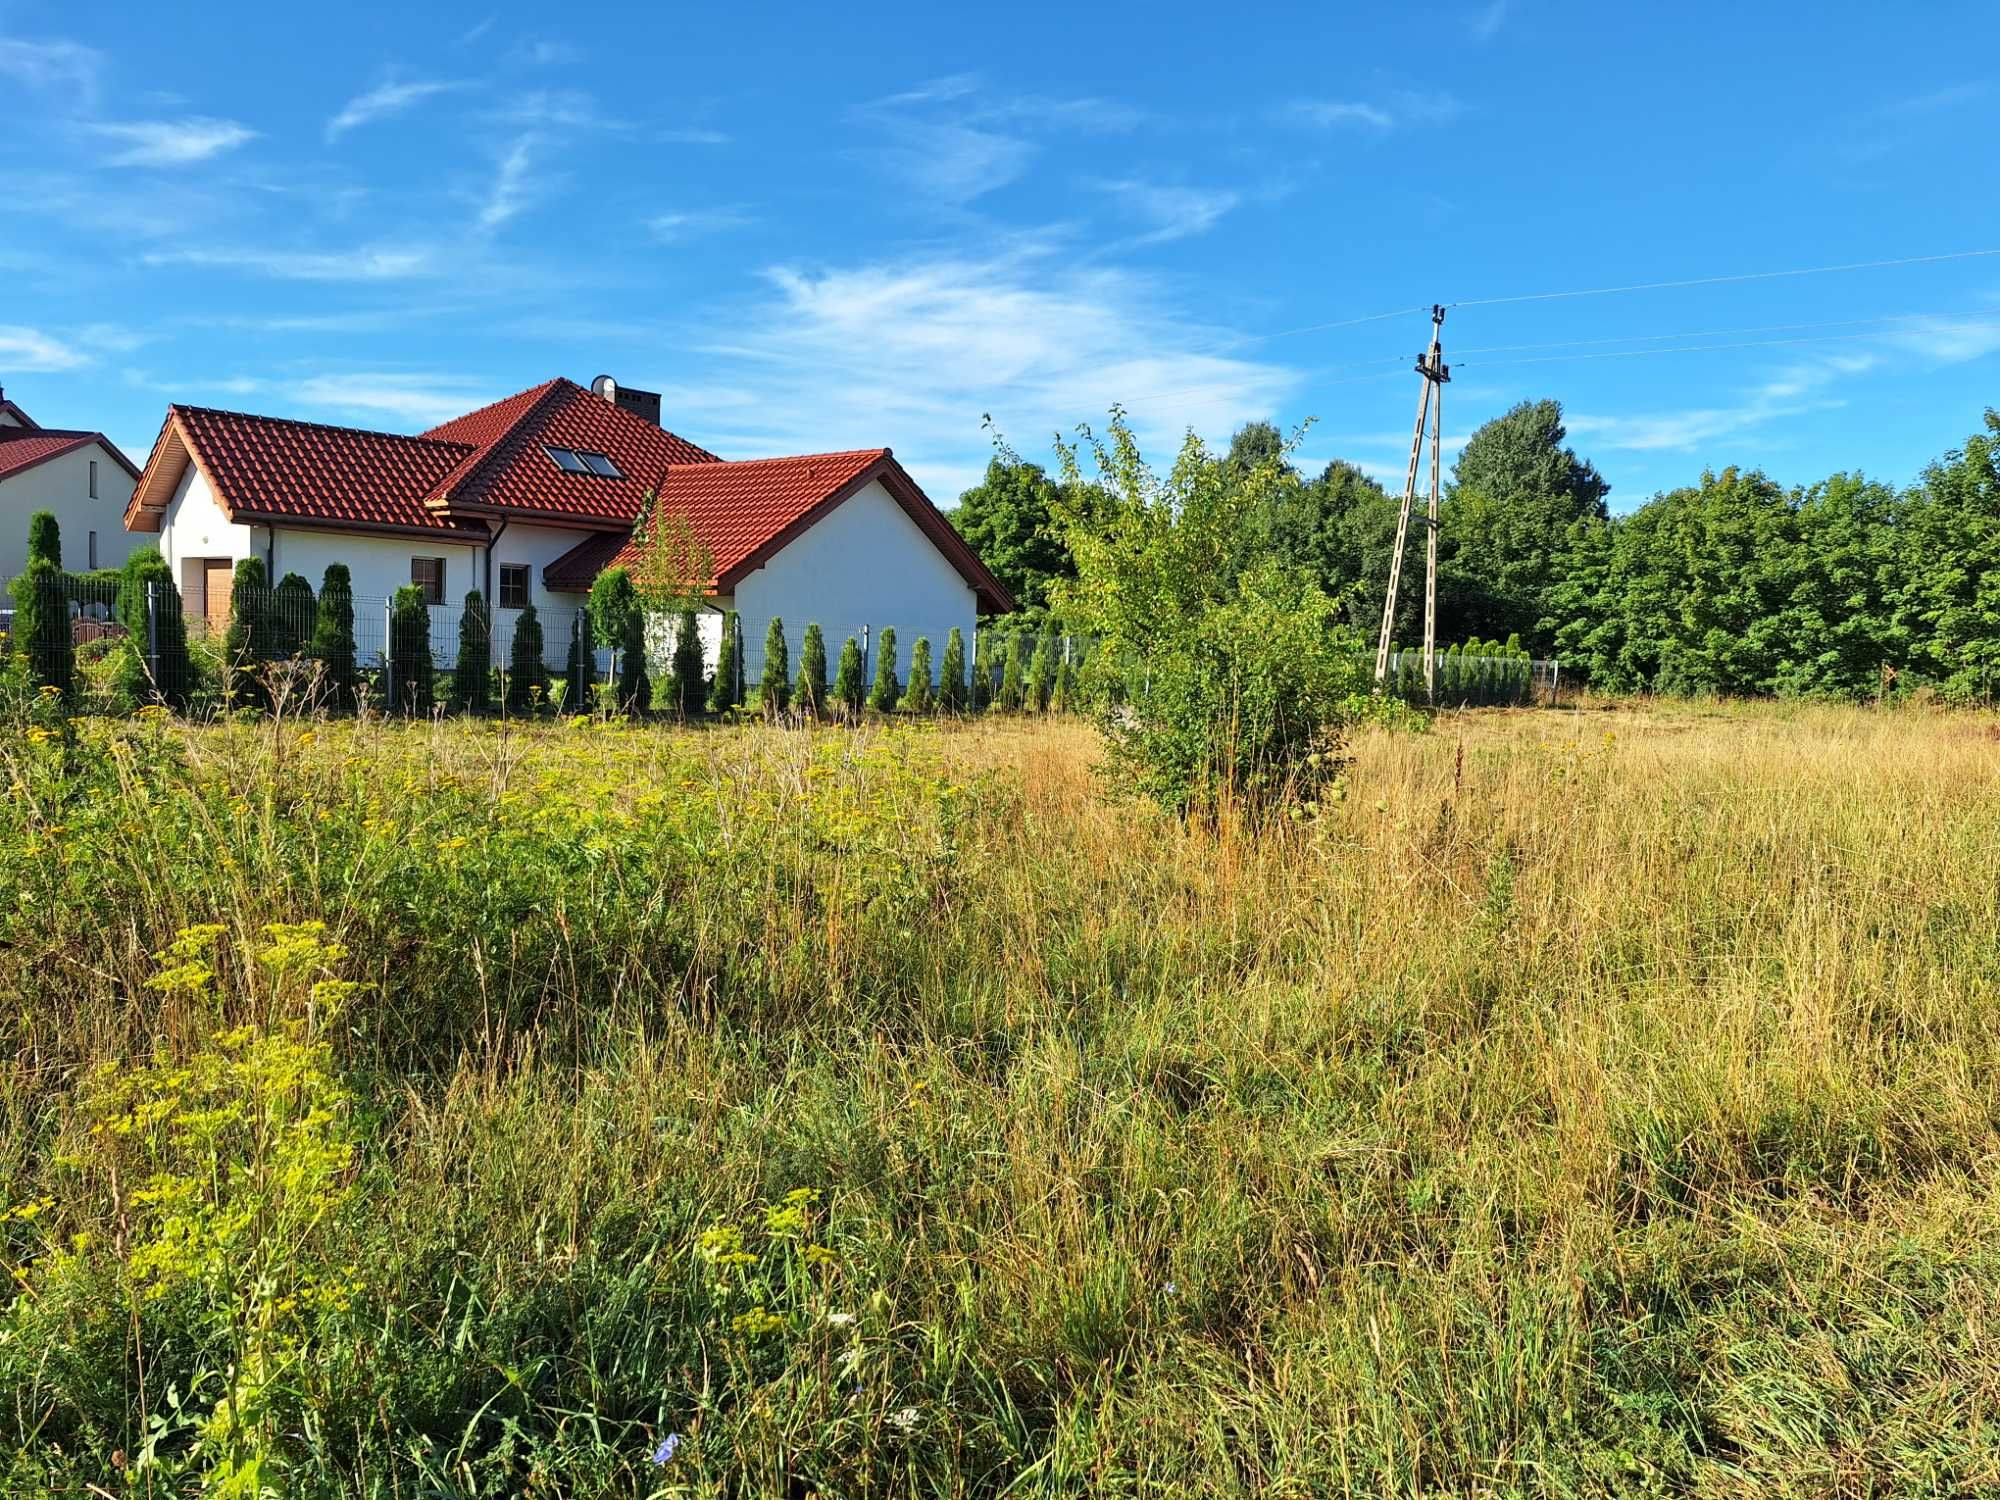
[1451,306,2000,358]
[1448,248,2000,310]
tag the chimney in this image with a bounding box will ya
[591,373,662,427]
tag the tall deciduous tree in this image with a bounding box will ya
[952,457,1095,612]
[1440,399,1609,654]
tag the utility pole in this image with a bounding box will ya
[1374,305,1451,696]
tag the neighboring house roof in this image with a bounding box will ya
[543,448,1016,611]
[0,395,142,485]
[126,378,1014,609]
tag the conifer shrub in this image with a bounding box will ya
[997,636,1026,711]
[312,565,359,711]
[708,610,742,713]
[833,635,866,720]
[1028,625,1058,712]
[11,511,71,699]
[868,626,900,711]
[906,636,935,713]
[1052,657,1076,714]
[222,557,272,709]
[796,623,827,720]
[387,585,433,715]
[761,616,791,719]
[971,631,993,711]
[272,573,315,658]
[560,611,594,714]
[26,510,60,569]
[667,609,704,717]
[939,626,968,713]
[113,546,193,709]
[451,591,492,712]
[506,603,546,714]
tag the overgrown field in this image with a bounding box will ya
[4,701,2000,1496]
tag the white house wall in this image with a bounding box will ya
[730,478,978,688]
[0,441,139,582]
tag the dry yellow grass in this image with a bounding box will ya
[6,699,2000,1494]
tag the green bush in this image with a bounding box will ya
[666,609,703,717]
[708,610,742,714]
[451,591,492,712]
[311,565,359,711]
[559,610,594,714]
[387,586,433,716]
[833,636,865,720]
[761,616,791,719]
[906,636,935,713]
[997,637,1026,712]
[1027,625,1058,712]
[272,573,314,659]
[222,558,271,710]
[939,627,968,713]
[507,602,546,713]
[796,623,827,719]
[868,627,900,712]
[112,547,194,709]
[972,631,993,710]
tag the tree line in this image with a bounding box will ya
[952,403,2000,701]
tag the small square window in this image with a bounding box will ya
[545,445,590,474]
[411,557,446,604]
[498,563,531,610]
[578,451,623,478]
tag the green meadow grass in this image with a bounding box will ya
[3,700,1999,1496]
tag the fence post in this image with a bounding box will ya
[383,598,395,709]
[861,623,870,683]
[145,580,161,692]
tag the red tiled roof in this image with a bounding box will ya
[0,428,99,483]
[128,406,489,537]
[420,377,719,523]
[544,449,1015,610]
[125,379,1013,610]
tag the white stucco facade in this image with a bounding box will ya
[148,463,613,663]
[729,477,979,689]
[0,440,139,583]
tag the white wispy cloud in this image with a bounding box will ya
[327,77,466,140]
[457,16,495,46]
[1469,0,1509,41]
[293,373,500,427]
[1877,80,1991,119]
[91,117,256,167]
[140,243,440,280]
[0,35,103,103]
[855,74,1144,205]
[1284,91,1463,132]
[511,38,582,67]
[0,325,90,372]
[648,208,756,244]
[478,135,541,230]
[652,246,1297,499]
[1095,179,1240,243]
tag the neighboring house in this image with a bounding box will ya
[0,387,142,584]
[124,376,1012,677]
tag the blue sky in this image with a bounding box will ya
[3,2,1998,512]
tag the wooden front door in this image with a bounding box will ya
[204,560,233,636]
